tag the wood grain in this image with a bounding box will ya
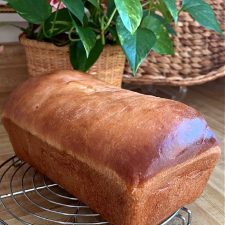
[0,77,224,225]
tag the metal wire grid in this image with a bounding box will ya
[0,156,192,225]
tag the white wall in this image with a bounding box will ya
[0,1,27,43]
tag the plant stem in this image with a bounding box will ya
[101,31,105,45]
[90,27,101,33]
[42,22,51,38]
[50,0,62,35]
[142,1,149,8]
[36,25,43,40]
[104,8,117,31]
[148,0,153,14]
[100,17,105,45]
[68,27,80,42]
[100,8,117,45]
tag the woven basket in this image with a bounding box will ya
[20,34,126,87]
[123,0,225,86]
[0,4,15,13]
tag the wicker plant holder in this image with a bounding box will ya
[20,34,126,87]
[123,0,225,86]
[0,4,15,13]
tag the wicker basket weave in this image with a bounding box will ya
[123,0,225,86]
[20,34,126,87]
[0,5,15,13]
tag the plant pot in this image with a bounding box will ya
[19,34,126,87]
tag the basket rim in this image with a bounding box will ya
[123,64,225,86]
[19,33,69,51]
[19,33,122,51]
[0,5,16,13]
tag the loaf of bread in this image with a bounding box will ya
[2,70,220,225]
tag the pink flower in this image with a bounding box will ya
[49,0,65,12]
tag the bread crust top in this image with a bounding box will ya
[2,70,219,186]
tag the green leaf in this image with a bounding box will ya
[157,0,172,22]
[182,0,222,33]
[182,0,207,9]
[62,0,84,24]
[152,27,174,55]
[163,0,178,23]
[142,14,174,55]
[84,1,99,24]
[116,18,156,75]
[6,0,51,24]
[70,39,103,72]
[164,23,176,36]
[107,0,116,18]
[114,0,143,33]
[87,0,99,8]
[44,9,72,37]
[143,11,176,35]
[76,27,97,57]
[71,18,96,57]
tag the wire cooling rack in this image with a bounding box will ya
[0,156,192,225]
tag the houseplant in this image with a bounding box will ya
[5,0,221,86]
[123,0,225,86]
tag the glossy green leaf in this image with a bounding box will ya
[6,0,51,24]
[62,0,84,24]
[143,11,176,36]
[114,0,142,33]
[157,0,171,22]
[152,27,174,54]
[182,0,222,33]
[71,18,96,57]
[87,0,99,8]
[76,27,97,57]
[44,9,72,37]
[163,0,178,22]
[107,0,116,18]
[164,23,176,36]
[107,0,118,23]
[70,39,103,72]
[116,18,156,74]
[142,15,174,55]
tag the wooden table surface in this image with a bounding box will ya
[0,78,224,225]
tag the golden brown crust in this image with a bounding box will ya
[2,119,221,225]
[2,70,219,186]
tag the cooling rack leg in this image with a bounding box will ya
[122,83,188,101]
[0,219,8,225]
[177,214,186,225]
[178,86,188,100]
[12,157,23,167]
[181,207,192,225]
[154,86,188,100]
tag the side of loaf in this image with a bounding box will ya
[2,70,221,225]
